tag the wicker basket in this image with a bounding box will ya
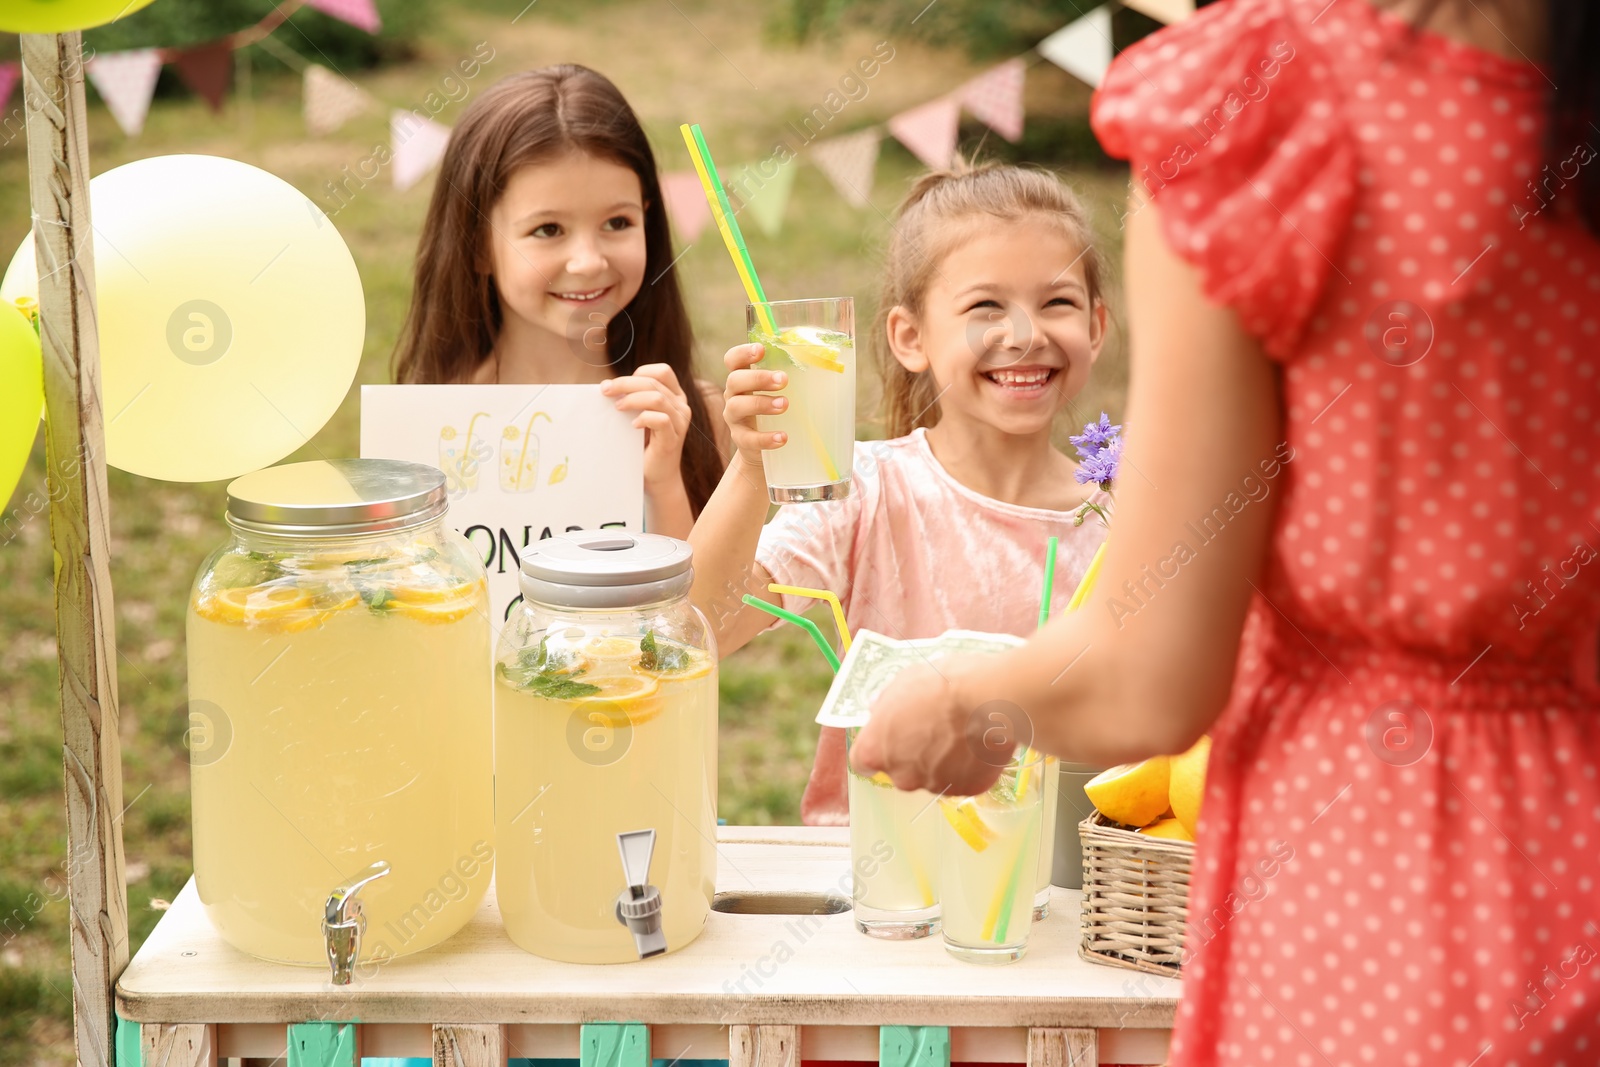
[1077,810,1193,978]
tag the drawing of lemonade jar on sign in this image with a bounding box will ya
[438,412,493,494]
[500,410,569,491]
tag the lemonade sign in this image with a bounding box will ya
[361,385,644,626]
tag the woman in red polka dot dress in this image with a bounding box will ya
[852,1,1600,1064]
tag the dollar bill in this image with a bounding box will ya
[814,628,1025,728]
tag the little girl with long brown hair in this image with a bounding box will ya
[689,161,1113,824]
[391,65,728,537]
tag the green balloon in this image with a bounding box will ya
[0,0,158,35]
[0,305,44,510]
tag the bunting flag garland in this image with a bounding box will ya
[0,63,18,115]
[660,170,713,242]
[171,39,234,113]
[304,63,374,135]
[886,96,961,170]
[809,128,880,208]
[1037,4,1114,88]
[959,57,1026,143]
[85,49,164,136]
[391,110,453,192]
[1121,0,1195,23]
[734,157,798,237]
[303,0,382,34]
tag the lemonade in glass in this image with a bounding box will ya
[937,749,1045,964]
[845,727,940,938]
[747,297,855,503]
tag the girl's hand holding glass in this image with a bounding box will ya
[720,342,789,467]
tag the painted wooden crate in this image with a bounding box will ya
[115,829,1179,1066]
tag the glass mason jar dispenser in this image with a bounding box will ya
[186,459,493,977]
[494,531,718,963]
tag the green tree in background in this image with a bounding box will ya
[771,0,1164,60]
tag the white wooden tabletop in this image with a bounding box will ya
[117,827,1182,1030]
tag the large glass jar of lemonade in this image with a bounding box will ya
[187,459,493,970]
[495,531,717,963]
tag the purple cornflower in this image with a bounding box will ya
[1071,413,1120,526]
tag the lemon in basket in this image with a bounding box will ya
[1168,735,1211,836]
[1137,817,1194,842]
[1085,756,1171,828]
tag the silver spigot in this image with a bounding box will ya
[613,829,666,959]
[323,860,391,985]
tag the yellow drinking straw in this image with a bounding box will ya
[678,123,840,483]
[767,583,851,655]
[1066,542,1107,612]
[679,123,776,335]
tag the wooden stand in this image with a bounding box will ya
[19,26,1177,1067]
[116,829,1179,1066]
[21,31,129,1067]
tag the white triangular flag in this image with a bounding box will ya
[85,49,163,137]
[887,97,960,170]
[809,128,880,208]
[304,64,373,136]
[959,58,1026,143]
[1038,6,1114,89]
[391,111,453,192]
[1121,0,1195,23]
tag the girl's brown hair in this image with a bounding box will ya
[875,160,1107,439]
[391,65,724,516]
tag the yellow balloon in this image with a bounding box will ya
[2,155,365,484]
[0,304,44,509]
[0,0,158,34]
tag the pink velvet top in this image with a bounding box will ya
[755,427,1110,824]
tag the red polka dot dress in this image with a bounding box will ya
[1092,1,1600,1064]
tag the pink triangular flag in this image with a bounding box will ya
[391,111,452,192]
[304,64,373,136]
[304,0,382,33]
[959,58,1026,143]
[887,96,960,170]
[0,64,18,115]
[809,128,880,208]
[659,170,712,242]
[85,49,164,136]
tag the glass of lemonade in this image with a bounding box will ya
[937,749,1046,964]
[187,460,494,968]
[494,532,718,964]
[1034,755,1059,920]
[845,727,941,938]
[746,297,855,504]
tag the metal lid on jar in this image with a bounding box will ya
[518,531,694,610]
[225,459,448,536]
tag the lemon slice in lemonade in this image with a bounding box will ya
[585,635,648,666]
[196,583,310,626]
[764,326,846,374]
[389,595,481,625]
[940,796,997,853]
[572,672,663,726]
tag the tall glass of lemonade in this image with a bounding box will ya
[494,532,718,963]
[937,749,1045,964]
[187,459,493,969]
[746,297,855,503]
[845,727,940,938]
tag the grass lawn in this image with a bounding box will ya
[0,0,1129,1058]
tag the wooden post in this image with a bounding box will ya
[20,30,128,1067]
[730,1025,798,1067]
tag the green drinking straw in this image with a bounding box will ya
[743,594,842,672]
[1038,535,1060,628]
